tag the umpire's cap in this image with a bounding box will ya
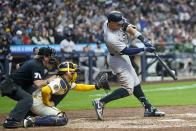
[38,47,55,56]
[107,11,125,24]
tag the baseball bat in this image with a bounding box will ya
[154,52,177,80]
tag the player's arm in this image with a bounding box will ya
[72,83,96,91]
[34,75,58,88]
[41,85,54,106]
[120,25,155,55]
[34,80,48,88]
[121,47,145,56]
[125,24,153,47]
[72,73,110,91]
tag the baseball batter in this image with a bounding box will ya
[23,61,110,128]
[92,11,165,120]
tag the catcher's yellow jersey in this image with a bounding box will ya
[48,76,71,95]
[48,76,96,95]
[32,75,96,106]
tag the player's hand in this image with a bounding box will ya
[144,40,153,47]
[144,46,156,53]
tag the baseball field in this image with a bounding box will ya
[0,80,196,130]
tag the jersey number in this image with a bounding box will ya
[34,72,41,79]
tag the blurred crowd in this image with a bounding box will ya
[0,0,196,46]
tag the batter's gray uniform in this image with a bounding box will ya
[103,21,140,94]
[92,11,165,121]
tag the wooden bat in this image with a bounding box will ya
[154,52,177,80]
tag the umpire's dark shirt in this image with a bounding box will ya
[10,59,45,92]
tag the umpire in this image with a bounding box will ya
[0,47,57,128]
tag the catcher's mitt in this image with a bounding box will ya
[95,72,110,91]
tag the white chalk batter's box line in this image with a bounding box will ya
[89,84,196,97]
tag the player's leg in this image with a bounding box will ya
[3,86,33,128]
[133,84,165,117]
[92,70,132,120]
[31,98,62,116]
[129,59,165,117]
[24,101,68,128]
[24,113,68,128]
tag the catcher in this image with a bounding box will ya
[23,61,110,128]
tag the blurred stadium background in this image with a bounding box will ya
[0,0,196,83]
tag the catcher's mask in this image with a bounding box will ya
[58,62,79,82]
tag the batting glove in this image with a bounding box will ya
[144,46,156,53]
[143,38,154,47]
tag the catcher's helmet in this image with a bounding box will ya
[58,62,79,82]
[58,62,78,73]
[107,11,125,24]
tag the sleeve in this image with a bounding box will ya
[121,47,144,55]
[41,85,53,106]
[32,63,44,81]
[32,71,42,81]
[72,83,96,91]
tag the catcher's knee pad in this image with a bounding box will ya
[34,114,68,126]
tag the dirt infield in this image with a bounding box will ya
[0,105,196,131]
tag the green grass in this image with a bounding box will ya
[0,81,196,114]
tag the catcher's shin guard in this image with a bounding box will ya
[33,115,68,127]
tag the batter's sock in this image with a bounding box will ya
[133,84,152,109]
[100,88,129,104]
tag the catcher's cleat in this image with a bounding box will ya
[23,116,34,128]
[144,108,165,117]
[92,99,104,120]
[3,117,23,128]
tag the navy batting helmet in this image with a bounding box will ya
[107,11,125,24]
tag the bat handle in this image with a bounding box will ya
[153,51,158,57]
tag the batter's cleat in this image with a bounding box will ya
[23,116,34,128]
[144,107,165,117]
[92,99,104,120]
[3,117,23,128]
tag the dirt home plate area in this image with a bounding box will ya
[0,105,196,131]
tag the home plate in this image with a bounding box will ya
[159,119,185,122]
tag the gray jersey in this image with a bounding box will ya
[103,21,140,93]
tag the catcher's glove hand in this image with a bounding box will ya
[95,72,110,91]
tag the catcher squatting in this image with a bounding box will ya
[0,47,110,128]
[23,62,109,128]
